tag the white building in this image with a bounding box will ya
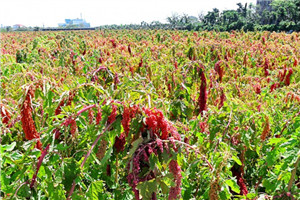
[13,24,26,30]
[58,18,90,28]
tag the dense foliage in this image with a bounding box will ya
[1,30,299,199]
[196,0,300,32]
[97,0,300,32]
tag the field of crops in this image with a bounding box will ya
[1,30,299,199]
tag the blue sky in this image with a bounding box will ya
[0,0,256,27]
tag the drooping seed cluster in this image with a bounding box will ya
[198,70,207,115]
[1,104,11,125]
[143,107,180,140]
[168,160,182,200]
[20,86,42,149]
[125,107,182,200]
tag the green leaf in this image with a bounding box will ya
[54,166,63,185]
[57,143,71,151]
[62,158,80,191]
[219,190,230,200]
[262,178,277,192]
[225,179,240,194]
[11,152,22,161]
[160,180,169,195]
[183,185,193,199]
[1,142,16,152]
[256,145,261,156]
[268,138,285,145]
[232,155,242,166]
[246,193,256,199]
[49,183,67,200]
[1,173,13,193]
[101,146,113,165]
[87,180,104,200]
[149,153,158,171]
[128,137,143,158]
[17,183,31,198]
[136,179,157,200]
[266,150,277,167]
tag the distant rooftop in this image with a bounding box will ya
[13,24,26,27]
[59,17,90,28]
[12,24,26,30]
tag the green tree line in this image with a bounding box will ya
[98,0,300,32]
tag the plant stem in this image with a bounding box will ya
[11,181,29,200]
[115,154,118,184]
[93,66,107,74]
[279,111,300,137]
[214,110,232,152]
[147,94,151,108]
[67,121,114,199]
[287,155,300,191]
[77,104,96,116]
[30,144,50,189]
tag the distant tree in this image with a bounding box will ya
[180,14,190,24]
[141,21,149,29]
[6,26,12,32]
[203,8,220,27]
[221,10,240,30]
[34,27,40,31]
[198,11,205,22]
[167,13,180,28]
[271,0,299,30]
[150,21,162,29]
[99,0,300,32]
[237,3,248,18]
